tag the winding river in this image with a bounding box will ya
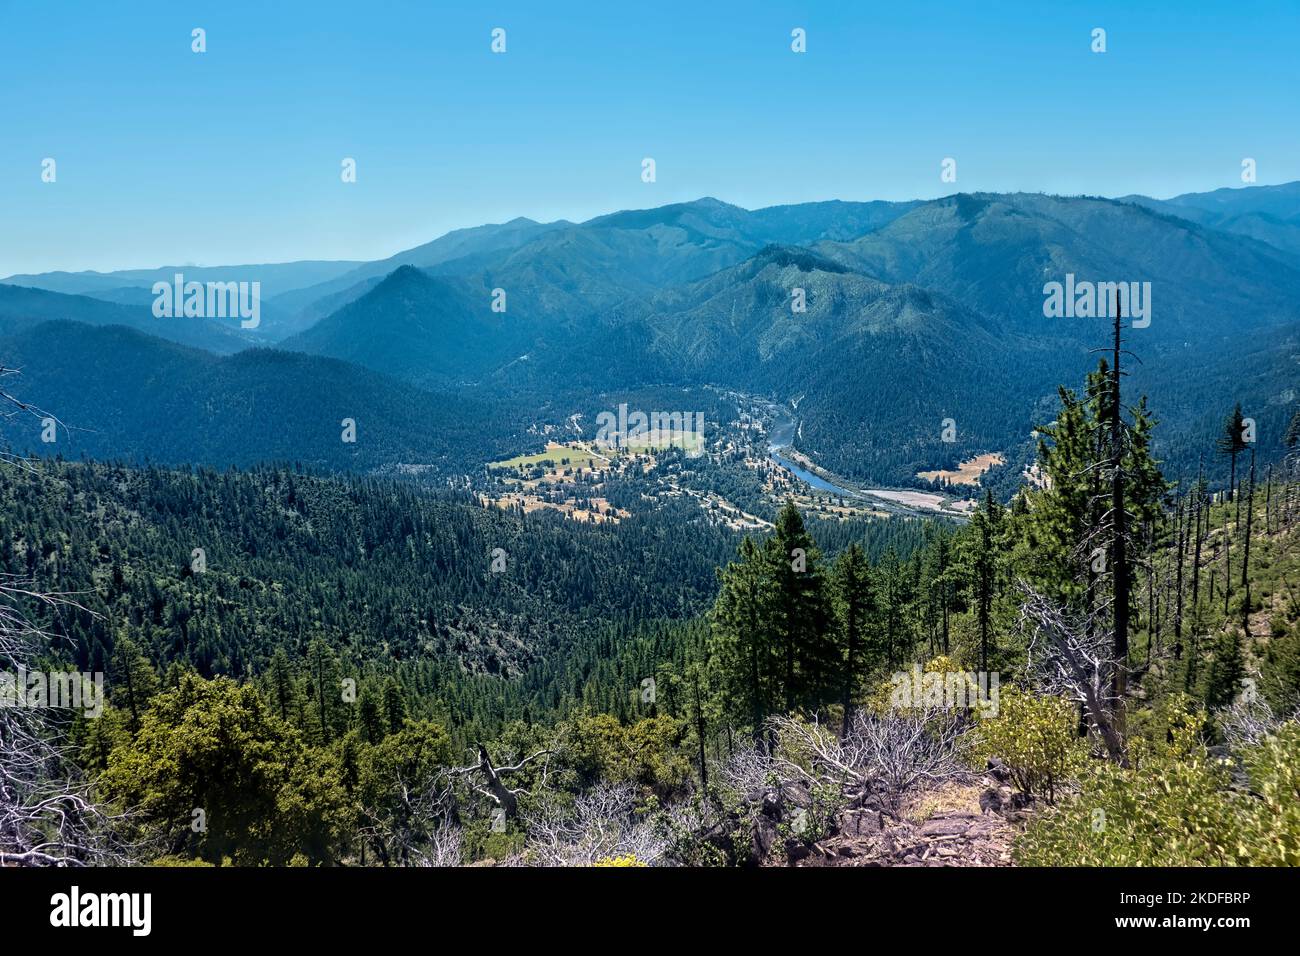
[762,405,966,519]
[765,413,860,498]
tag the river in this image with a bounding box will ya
[763,405,965,519]
[765,412,859,498]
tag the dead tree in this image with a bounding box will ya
[1173,494,1187,659]
[1265,465,1273,536]
[1,578,134,865]
[1016,580,1126,764]
[1223,509,1232,616]
[356,764,458,866]
[524,782,667,866]
[450,745,551,821]
[1241,449,1257,632]
[1191,468,1204,615]
[1107,294,1131,729]
[767,712,967,812]
[0,375,134,865]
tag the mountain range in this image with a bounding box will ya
[3,183,1298,487]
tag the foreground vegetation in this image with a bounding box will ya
[4,366,1300,866]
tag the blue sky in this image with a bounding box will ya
[2,0,1297,274]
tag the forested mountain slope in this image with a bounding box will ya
[0,320,519,472]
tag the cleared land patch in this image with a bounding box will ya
[917,452,1005,487]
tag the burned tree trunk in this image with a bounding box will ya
[1109,292,1130,730]
[1174,495,1187,659]
[1241,449,1256,632]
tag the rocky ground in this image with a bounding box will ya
[778,761,1029,867]
[794,784,1023,867]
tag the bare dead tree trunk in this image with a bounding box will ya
[691,667,709,792]
[1192,483,1204,619]
[1241,449,1256,632]
[748,578,763,749]
[1,579,134,865]
[1264,465,1272,535]
[1109,292,1129,731]
[1223,509,1232,616]
[942,579,950,655]
[1146,522,1156,667]
[1173,494,1186,659]
[1017,582,1126,765]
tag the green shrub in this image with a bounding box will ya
[976,686,1085,802]
[149,855,215,867]
[1017,716,1300,866]
[1239,722,1300,865]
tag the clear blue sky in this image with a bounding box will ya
[2,0,1297,274]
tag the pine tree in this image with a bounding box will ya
[967,491,1003,672]
[267,647,297,724]
[1217,403,1248,502]
[109,633,160,733]
[1031,384,1098,605]
[765,500,834,712]
[1241,448,1257,632]
[832,543,875,735]
[358,686,384,743]
[305,638,343,745]
[709,537,777,746]
[1202,628,1246,710]
[382,677,408,735]
[1285,407,1300,450]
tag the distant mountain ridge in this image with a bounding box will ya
[1118,181,1300,256]
[0,283,248,354]
[5,182,1299,487]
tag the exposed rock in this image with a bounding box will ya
[919,815,976,837]
[978,788,1003,814]
[986,756,1012,783]
[836,808,885,838]
[1006,791,1033,811]
[789,781,1026,868]
[780,781,814,809]
[785,839,812,863]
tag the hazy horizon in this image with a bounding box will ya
[8,179,1299,277]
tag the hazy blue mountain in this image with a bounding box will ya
[273,188,1300,485]
[0,320,516,472]
[269,274,387,329]
[2,259,364,300]
[267,217,573,323]
[818,193,1300,343]
[1118,181,1300,256]
[10,186,1298,487]
[6,197,925,345]
[275,197,920,325]
[58,285,160,308]
[473,197,920,300]
[747,198,923,244]
[281,266,533,387]
[1152,180,1300,218]
[0,283,248,354]
[48,283,303,342]
[1,261,366,342]
[280,263,669,395]
[616,245,1055,481]
[293,198,779,329]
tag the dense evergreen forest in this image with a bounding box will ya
[0,456,929,749]
[4,348,1300,865]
